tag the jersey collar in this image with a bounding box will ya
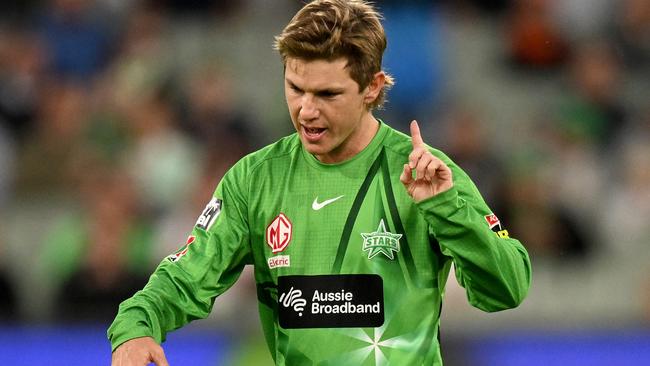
[301,120,389,171]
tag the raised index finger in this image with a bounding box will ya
[410,120,424,148]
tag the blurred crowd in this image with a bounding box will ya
[0,0,648,342]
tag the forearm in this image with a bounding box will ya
[418,187,532,312]
[108,170,252,351]
[107,262,214,351]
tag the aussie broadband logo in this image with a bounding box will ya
[279,287,306,316]
[278,274,384,329]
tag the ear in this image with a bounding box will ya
[363,71,386,105]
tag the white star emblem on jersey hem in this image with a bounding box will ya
[312,195,344,210]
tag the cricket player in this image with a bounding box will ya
[109,1,531,364]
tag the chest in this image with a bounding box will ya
[247,157,432,279]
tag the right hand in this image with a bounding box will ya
[400,120,453,202]
[111,337,169,366]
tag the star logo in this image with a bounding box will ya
[361,219,402,260]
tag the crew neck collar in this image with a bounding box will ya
[301,120,388,170]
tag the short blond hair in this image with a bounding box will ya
[274,0,394,109]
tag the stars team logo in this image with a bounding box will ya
[361,219,402,260]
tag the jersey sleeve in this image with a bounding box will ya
[416,151,532,312]
[107,166,252,351]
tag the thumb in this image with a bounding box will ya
[400,163,413,186]
[150,348,170,366]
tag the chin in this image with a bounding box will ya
[303,143,324,155]
[302,141,330,156]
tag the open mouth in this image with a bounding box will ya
[304,126,325,135]
[302,126,327,140]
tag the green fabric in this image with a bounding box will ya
[108,122,531,365]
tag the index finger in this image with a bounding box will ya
[410,120,424,147]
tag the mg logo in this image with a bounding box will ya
[266,213,292,253]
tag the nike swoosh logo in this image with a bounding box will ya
[312,195,344,210]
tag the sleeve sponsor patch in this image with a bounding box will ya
[195,197,222,231]
[484,213,502,231]
[485,213,510,239]
[168,235,195,262]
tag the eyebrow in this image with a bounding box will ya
[286,79,345,95]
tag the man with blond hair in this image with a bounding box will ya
[109,1,531,364]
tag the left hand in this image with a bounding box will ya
[400,120,453,202]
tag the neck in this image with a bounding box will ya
[318,114,380,164]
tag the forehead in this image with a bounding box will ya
[285,57,356,89]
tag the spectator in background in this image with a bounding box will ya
[50,163,152,323]
[611,0,650,70]
[495,161,590,261]
[122,85,202,216]
[179,63,257,165]
[557,40,628,153]
[106,1,171,116]
[537,41,628,231]
[0,124,15,210]
[598,108,650,320]
[13,81,89,198]
[438,105,505,206]
[551,0,614,43]
[0,125,17,321]
[95,4,203,216]
[505,0,569,70]
[0,124,17,322]
[528,110,603,252]
[599,135,650,259]
[0,26,46,143]
[36,0,116,82]
[76,73,132,163]
[151,161,226,265]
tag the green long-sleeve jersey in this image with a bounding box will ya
[108,121,531,365]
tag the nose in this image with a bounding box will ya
[299,94,319,121]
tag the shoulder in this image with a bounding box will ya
[226,133,301,178]
[215,134,300,203]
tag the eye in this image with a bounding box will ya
[317,91,339,98]
[289,83,303,94]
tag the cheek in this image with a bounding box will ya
[328,102,352,126]
[286,97,300,117]
[334,100,363,125]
